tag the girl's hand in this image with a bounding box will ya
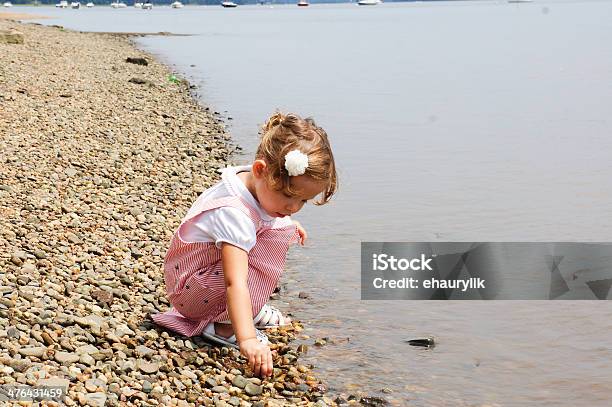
[239,338,273,378]
[293,220,307,245]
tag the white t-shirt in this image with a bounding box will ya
[179,165,282,252]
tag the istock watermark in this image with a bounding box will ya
[361,242,612,300]
[371,253,434,271]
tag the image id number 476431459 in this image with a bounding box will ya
[0,385,66,401]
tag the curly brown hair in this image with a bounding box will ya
[255,112,338,205]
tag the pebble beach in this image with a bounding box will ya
[0,18,351,407]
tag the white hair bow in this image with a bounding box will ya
[284,149,309,176]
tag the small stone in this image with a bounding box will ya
[212,386,228,393]
[142,380,153,393]
[244,383,262,396]
[298,292,309,299]
[108,383,121,395]
[10,256,23,266]
[91,289,113,304]
[7,327,20,339]
[74,315,104,335]
[296,383,310,392]
[129,77,154,86]
[180,368,198,381]
[80,354,95,367]
[75,344,99,356]
[114,324,135,337]
[135,345,155,358]
[314,339,327,347]
[359,396,389,406]
[231,375,247,389]
[55,351,80,365]
[1,366,14,375]
[18,347,46,358]
[83,392,107,407]
[137,360,159,374]
[87,246,104,256]
[21,263,36,274]
[33,249,47,259]
[66,232,81,244]
[0,297,15,308]
[41,332,55,346]
[65,167,78,177]
[37,376,70,389]
[85,379,100,392]
[126,57,148,66]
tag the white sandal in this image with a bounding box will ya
[201,322,269,349]
[254,304,291,328]
[218,304,291,329]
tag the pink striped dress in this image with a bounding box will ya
[152,177,299,337]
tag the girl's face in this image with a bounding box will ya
[251,160,327,218]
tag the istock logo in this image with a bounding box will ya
[372,253,434,271]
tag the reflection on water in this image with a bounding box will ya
[28,0,612,404]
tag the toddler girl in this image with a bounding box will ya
[152,112,337,377]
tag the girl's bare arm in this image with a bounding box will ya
[221,242,273,377]
[221,242,257,343]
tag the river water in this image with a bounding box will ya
[25,1,612,405]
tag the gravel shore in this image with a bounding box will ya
[0,20,337,407]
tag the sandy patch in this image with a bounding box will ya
[0,11,51,20]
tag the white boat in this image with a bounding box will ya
[110,0,126,7]
[171,1,183,8]
[55,0,68,7]
[134,1,142,7]
[3,2,12,7]
[221,1,237,7]
[70,1,80,8]
[142,0,152,9]
[357,0,381,5]
[86,2,94,6]
[508,0,533,2]
[297,0,308,6]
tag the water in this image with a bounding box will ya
[24,1,612,404]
